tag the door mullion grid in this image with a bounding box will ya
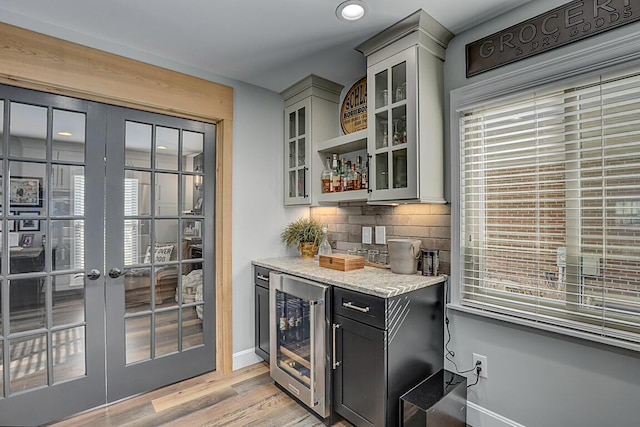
[177,130,184,353]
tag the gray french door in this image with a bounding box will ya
[104,106,215,402]
[0,86,216,426]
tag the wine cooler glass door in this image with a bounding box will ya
[275,291,312,386]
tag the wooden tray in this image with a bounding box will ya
[319,254,365,271]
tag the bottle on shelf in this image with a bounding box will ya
[345,161,355,191]
[352,163,360,190]
[341,159,349,191]
[331,154,341,192]
[321,156,333,193]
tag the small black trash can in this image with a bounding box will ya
[400,369,467,427]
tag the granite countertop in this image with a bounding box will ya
[252,257,447,298]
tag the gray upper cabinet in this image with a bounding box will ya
[281,75,343,206]
[357,10,453,204]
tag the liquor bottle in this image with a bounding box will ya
[331,154,341,192]
[345,161,355,191]
[279,298,288,342]
[341,159,349,191]
[359,156,369,190]
[318,224,332,256]
[352,163,360,190]
[321,156,333,193]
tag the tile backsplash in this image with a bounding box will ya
[311,203,451,274]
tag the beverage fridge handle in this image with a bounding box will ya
[303,167,308,199]
[332,323,341,370]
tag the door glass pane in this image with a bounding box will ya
[124,219,150,266]
[393,148,408,189]
[297,169,305,197]
[10,333,48,393]
[376,152,389,190]
[52,273,85,326]
[155,126,179,171]
[182,175,204,214]
[297,138,305,166]
[156,266,178,309]
[289,171,296,198]
[125,121,152,168]
[375,70,389,109]
[182,218,202,242]
[298,107,305,136]
[10,103,47,160]
[53,110,86,162]
[124,267,151,313]
[126,316,151,364]
[182,305,204,350]
[182,131,204,173]
[289,140,296,168]
[289,111,296,139]
[52,326,86,383]
[181,261,202,304]
[9,161,46,212]
[155,310,179,357]
[155,173,178,216]
[9,278,45,333]
[154,219,179,253]
[52,165,85,216]
[51,219,83,271]
[392,62,407,103]
[125,170,151,216]
[392,105,407,146]
[376,113,388,149]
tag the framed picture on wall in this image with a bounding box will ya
[18,214,40,232]
[10,177,43,207]
[19,233,34,248]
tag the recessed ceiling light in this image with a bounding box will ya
[57,132,73,137]
[157,145,167,150]
[336,0,368,22]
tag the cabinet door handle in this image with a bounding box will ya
[332,323,341,370]
[256,273,269,281]
[342,301,370,313]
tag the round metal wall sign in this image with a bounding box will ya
[340,76,367,134]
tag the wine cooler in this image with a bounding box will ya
[269,272,330,418]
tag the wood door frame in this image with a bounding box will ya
[0,23,234,374]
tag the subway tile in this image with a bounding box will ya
[430,204,451,215]
[430,227,451,238]
[393,204,432,215]
[348,215,376,225]
[393,225,430,238]
[312,207,337,216]
[376,215,411,226]
[337,206,363,216]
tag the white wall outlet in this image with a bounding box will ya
[472,353,488,379]
[375,226,386,244]
[362,226,372,245]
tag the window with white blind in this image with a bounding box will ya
[458,70,640,345]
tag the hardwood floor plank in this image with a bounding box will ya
[51,362,353,427]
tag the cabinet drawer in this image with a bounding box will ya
[254,266,271,288]
[333,287,386,329]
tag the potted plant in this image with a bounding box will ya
[281,217,325,259]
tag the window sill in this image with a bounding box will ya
[446,302,640,354]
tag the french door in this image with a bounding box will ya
[0,86,216,426]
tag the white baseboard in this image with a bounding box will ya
[233,348,264,371]
[468,402,526,427]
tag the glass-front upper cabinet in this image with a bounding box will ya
[282,75,343,206]
[359,10,453,204]
[368,48,418,202]
[284,99,311,205]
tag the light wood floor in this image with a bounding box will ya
[51,362,353,427]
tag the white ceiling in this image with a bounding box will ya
[0,0,531,93]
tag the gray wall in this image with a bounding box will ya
[445,1,640,426]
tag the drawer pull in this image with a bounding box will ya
[343,301,370,313]
[256,273,269,281]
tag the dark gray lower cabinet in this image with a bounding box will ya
[332,283,444,427]
[254,266,271,361]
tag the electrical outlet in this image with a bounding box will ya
[472,353,488,379]
[362,227,372,245]
[375,226,386,244]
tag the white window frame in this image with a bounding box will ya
[449,30,640,352]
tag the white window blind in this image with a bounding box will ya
[459,71,640,345]
[124,178,139,266]
[72,175,85,271]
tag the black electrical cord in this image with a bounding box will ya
[444,281,483,386]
